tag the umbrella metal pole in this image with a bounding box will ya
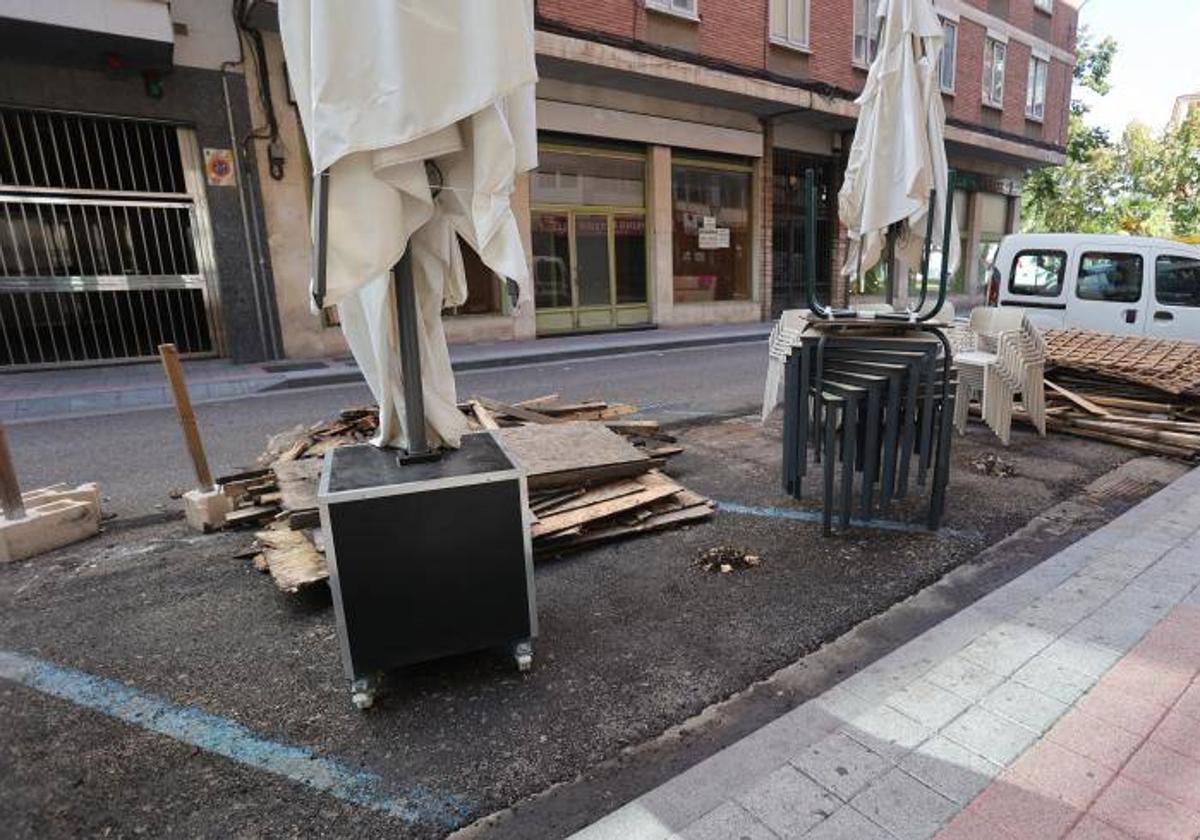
[312,170,331,310]
[394,250,439,462]
[912,189,937,316]
[919,171,956,323]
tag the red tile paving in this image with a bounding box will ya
[937,604,1200,839]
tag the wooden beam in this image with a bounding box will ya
[0,422,24,520]
[1045,380,1110,417]
[159,343,214,490]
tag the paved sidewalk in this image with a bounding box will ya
[571,466,1200,840]
[0,322,770,422]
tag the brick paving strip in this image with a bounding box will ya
[568,467,1200,840]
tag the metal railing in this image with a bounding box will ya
[0,106,220,369]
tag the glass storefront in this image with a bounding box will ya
[672,160,753,303]
[531,146,649,333]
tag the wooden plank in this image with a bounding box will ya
[531,477,682,539]
[256,529,328,592]
[513,394,561,408]
[272,458,323,512]
[470,400,501,431]
[494,421,651,490]
[536,503,714,554]
[214,467,272,486]
[159,343,213,490]
[474,396,563,425]
[0,421,23,519]
[224,505,280,527]
[1045,380,1111,417]
[642,445,684,458]
[603,420,660,434]
[535,480,644,517]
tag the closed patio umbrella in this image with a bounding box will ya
[838,0,959,299]
[280,0,537,450]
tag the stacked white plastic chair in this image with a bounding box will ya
[762,310,806,421]
[951,307,1045,444]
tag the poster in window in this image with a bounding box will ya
[698,227,730,249]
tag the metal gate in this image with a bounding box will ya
[772,150,835,317]
[0,106,222,368]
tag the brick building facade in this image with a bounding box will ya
[0,0,1077,368]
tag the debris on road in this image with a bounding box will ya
[968,453,1016,477]
[212,396,713,589]
[694,545,762,574]
[1005,330,1200,461]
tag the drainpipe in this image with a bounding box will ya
[221,65,273,361]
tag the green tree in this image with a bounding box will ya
[1023,27,1119,233]
[1023,29,1200,239]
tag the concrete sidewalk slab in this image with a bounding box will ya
[567,465,1200,840]
[0,323,770,422]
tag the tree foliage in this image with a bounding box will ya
[1023,28,1200,238]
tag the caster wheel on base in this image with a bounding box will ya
[513,641,533,673]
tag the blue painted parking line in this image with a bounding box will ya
[715,500,966,536]
[0,650,470,829]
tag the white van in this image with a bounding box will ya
[987,234,1200,340]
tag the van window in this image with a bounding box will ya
[1009,250,1066,296]
[1076,252,1143,302]
[1156,255,1200,307]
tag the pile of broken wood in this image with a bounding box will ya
[1014,330,1200,460]
[214,395,713,592]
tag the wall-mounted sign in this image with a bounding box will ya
[203,148,236,187]
[698,227,730,249]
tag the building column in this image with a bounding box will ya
[511,171,537,340]
[1005,193,1022,234]
[963,190,984,297]
[648,145,674,326]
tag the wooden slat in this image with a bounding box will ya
[530,476,682,538]
[256,529,328,592]
[474,396,563,425]
[535,479,644,517]
[470,400,500,431]
[1045,380,1110,417]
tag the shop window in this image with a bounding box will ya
[531,150,644,208]
[615,215,648,304]
[531,211,572,309]
[671,163,752,303]
[442,237,502,316]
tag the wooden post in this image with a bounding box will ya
[0,421,24,521]
[159,343,214,490]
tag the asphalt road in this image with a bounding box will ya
[0,342,1156,839]
[6,342,766,521]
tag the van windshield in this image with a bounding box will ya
[1009,250,1066,296]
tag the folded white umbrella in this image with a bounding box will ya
[838,0,959,290]
[281,0,538,450]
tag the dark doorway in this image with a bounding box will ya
[772,150,835,317]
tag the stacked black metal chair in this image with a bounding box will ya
[777,170,958,534]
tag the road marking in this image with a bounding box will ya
[715,500,967,536]
[0,650,470,829]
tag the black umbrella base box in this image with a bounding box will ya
[317,432,536,709]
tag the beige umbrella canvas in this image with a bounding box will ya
[280,0,538,450]
[839,0,960,298]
